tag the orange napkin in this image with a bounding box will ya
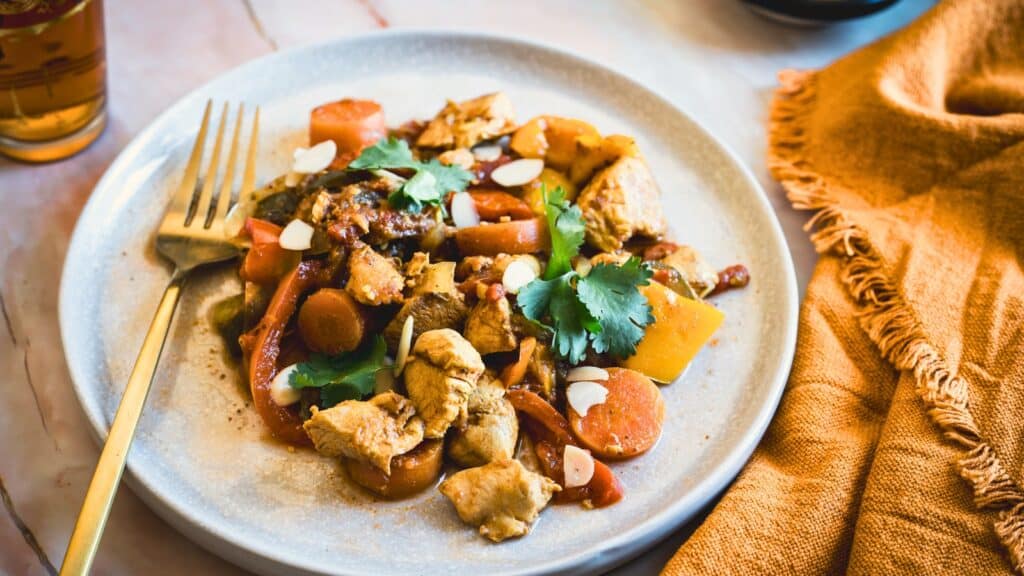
[663,0,1024,573]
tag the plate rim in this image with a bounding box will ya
[59,28,799,576]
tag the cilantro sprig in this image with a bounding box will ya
[518,258,653,364]
[347,137,472,212]
[519,186,654,364]
[540,186,585,280]
[288,336,387,408]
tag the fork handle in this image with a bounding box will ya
[60,272,186,575]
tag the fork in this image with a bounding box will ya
[59,101,258,575]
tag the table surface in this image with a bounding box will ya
[0,0,934,574]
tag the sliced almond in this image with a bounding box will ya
[502,258,538,294]
[292,140,337,174]
[450,192,480,229]
[567,381,609,418]
[284,171,304,187]
[270,365,301,407]
[278,219,315,251]
[472,143,502,162]
[394,315,414,377]
[566,366,610,383]
[563,445,595,488]
[490,158,544,187]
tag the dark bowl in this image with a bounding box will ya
[741,0,901,25]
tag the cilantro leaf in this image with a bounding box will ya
[541,186,586,280]
[517,272,599,365]
[349,138,472,213]
[347,137,417,171]
[289,336,387,408]
[576,257,655,358]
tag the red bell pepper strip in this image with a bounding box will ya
[240,218,300,285]
[247,260,323,446]
[507,389,624,507]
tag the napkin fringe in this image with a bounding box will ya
[768,69,1024,573]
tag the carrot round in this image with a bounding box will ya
[309,98,387,159]
[568,368,665,460]
[297,288,367,355]
[469,190,534,221]
[344,439,443,499]
[455,218,550,256]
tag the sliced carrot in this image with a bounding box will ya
[501,337,537,388]
[469,190,534,221]
[240,218,300,286]
[309,98,387,158]
[344,439,443,500]
[297,288,367,355]
[568,368,665,460]
[455,218,550,256]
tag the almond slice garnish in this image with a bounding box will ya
[563,445,595,488]
[490,158,544,187]
[567,380,610,417]
[501,258,538,294]
[450,192,480,229]
[394,315,414,377]
[270,365,301,407]
[566,366,610,383]
[292,140,337,174]
[278,219,314,251]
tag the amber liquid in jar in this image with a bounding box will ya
[0,0,106,162]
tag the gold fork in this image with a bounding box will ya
[60,101,259,575]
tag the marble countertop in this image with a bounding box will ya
[0,0,934,574]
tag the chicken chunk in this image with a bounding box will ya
[404,329,485,438]
[577,156,667,252]
[448,375,519,467]
[417,92,517,150]
[383,292,468,353]
[302,392,424,474]
[464,294,518,355]
[346,244,405,306]
[439,459,560,542]
[662,244,719,297]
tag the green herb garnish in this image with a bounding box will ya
[348,137,473,212]
[288,336,386,408]
[540,185,585,280]
[518,257,654,364]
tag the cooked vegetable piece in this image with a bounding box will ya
[534,440,624,507]
[247,261,324,446]
[567,368,664,460]
[344,438,443,499]
[522,168,577,215]
[506,389,575,447]
[240,218,301,285]
[707,264,751,297]
[469,190,534,221]
[309,99,387,160]
[500,336,537,388]
[297,288,367,354]
[303,391,424,473]
[455,218,550,257]
[439,459,559,542]
[210,294,244,357]
[622,282,724,383]
[509,116,601,171]
[660,244,719,297]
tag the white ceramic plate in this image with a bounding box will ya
[60,31,798,576]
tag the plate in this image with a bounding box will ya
[60,30,798,576]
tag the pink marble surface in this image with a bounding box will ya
[0,1,933,574]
